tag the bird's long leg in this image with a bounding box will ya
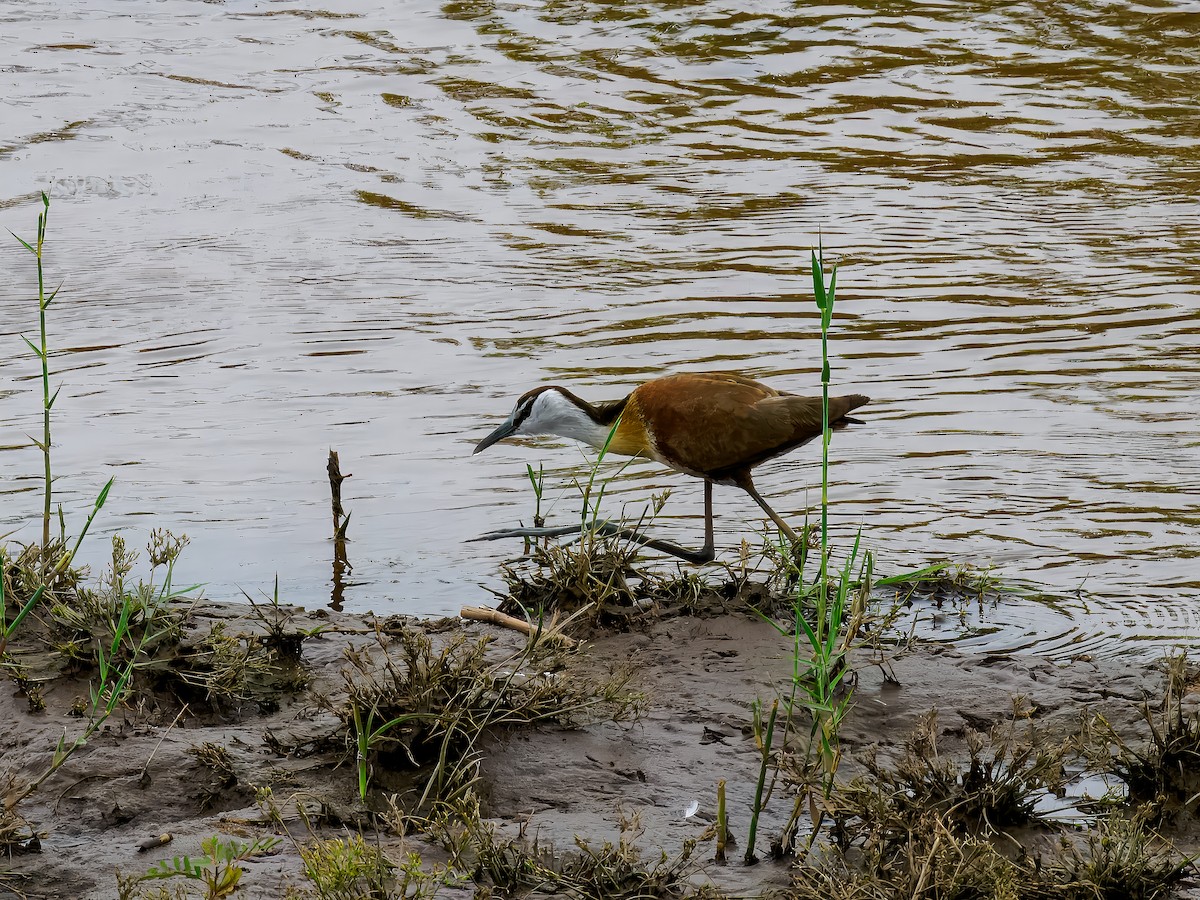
[737,474,802,547]
[472,479,717,565]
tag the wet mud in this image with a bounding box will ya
[3,598,1197,899]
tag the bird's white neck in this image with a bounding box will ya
[525,390,613,450]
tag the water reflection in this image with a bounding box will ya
[0,0,1196,656]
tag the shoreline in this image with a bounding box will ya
[3,594,1196,899]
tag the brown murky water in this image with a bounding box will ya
[1,1,1197,656]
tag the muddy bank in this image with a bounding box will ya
[2,598,1197,899]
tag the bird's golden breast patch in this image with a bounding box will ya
[604,398,655,459]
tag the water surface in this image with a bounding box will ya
[1,0,1197,657]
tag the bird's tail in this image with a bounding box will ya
[831,393,871,424]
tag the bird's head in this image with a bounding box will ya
[474,386,591,454]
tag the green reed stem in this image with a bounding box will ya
[10,192,57,550]
[2,193,114,656]
[715,779,728,863]
[36,195,52,549]
[526,463,545,525]
[353,704,421,801]
[744,697,778,864]
[784,246,856,821]
[812,245,836,614]
[577,414,633,547]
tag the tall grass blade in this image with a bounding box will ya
[744,697,779,864]
[873,562,950,586]
[9,231,36,254]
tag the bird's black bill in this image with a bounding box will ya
[473,419,517,454]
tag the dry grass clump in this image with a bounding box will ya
[1,538,85,611]
[500,538,644,622]
[338,627,640,811]
[499,536,732,629]
[188,742,239,810]
[793,816,1014,899]
[5,533,185,684]
[1050,808,1192,899]
[0,773,38,853]
[1,538,107,701]
[3,533,313,715]
[169,616,309,710]
[811,705,1070,853]
[790,704,1194,900]
[155,562,313,710]
[1,533,319,854]
[793,807,1189,900]
[471,812,727,899]
[1084,653,1200,819]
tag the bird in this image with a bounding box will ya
[473,372,869,564]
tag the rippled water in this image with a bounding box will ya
[1,0,1197,656]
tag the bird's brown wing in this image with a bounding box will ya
[635,373,868,479]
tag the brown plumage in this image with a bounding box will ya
[474,372,870,563]
[616,373,867,483]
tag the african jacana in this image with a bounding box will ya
[473,372,869,563]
